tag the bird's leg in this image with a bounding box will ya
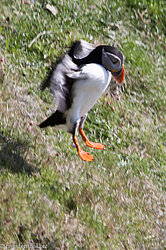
[79,129,105,150]
[73,136,94,162]
[72,120,94,162]
[79,115,105,150]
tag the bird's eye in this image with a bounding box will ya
[112,59,119,64]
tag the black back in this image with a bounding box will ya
[71,45,124,67]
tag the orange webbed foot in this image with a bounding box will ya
[85,141,105,150]
[73,135,94,162]
[79,129,105,150]
[78,149,94,162]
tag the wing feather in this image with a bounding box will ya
[40,40,96,113]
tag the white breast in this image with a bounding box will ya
[66,63,111,130]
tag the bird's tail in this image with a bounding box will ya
[39,110,66,128]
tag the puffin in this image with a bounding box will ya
[39,40,125,161]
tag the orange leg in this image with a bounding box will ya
[73,136,94,162]
[79,129,105,150]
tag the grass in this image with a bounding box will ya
[0,0,166,248]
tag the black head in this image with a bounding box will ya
[101,46,124,72]
[101,46,125,83]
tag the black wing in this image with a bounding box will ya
[40,40,96,113]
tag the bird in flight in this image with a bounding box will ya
[39,40,125,161]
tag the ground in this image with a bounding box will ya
[0,0,165,249]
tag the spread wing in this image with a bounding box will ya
[50,55,78,112]
[40,40,96,113]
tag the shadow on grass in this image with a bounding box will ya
[0,132,37,175]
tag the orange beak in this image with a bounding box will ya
[113,65,125,84]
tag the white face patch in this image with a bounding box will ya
[102,49,122,72]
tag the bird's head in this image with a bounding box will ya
[102,47,125,84]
